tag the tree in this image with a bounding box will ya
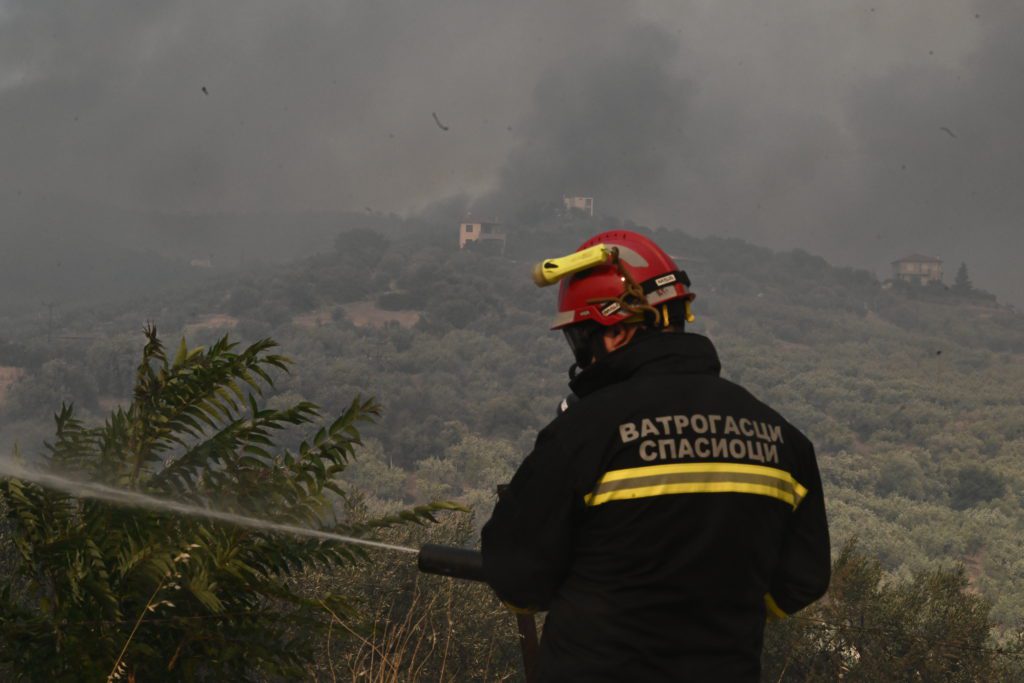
[953,261,973,294]
[949,464,1006,510]
[4,358,99,420]
[762,540,1021,681]
[0,326,456,681]
[333,227,390,268]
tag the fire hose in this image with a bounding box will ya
[418,543,539,682]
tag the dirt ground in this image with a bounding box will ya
[182,314,239,337]
[0,366,25,405]
[335,302,420,329]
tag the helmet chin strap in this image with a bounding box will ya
[567,343,607,380]
[584,249,664,329]
[569,319,677,378]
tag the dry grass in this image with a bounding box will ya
[326,578,470,683]
[313,567,520,681]
[299,517,522,682]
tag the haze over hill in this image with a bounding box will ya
[0,191,422,313]
[1,0,1022,305]
[3,2,1024,677]
[1,215,1022,623]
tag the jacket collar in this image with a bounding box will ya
[568,332,721,398]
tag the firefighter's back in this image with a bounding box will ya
[537,343,819,681]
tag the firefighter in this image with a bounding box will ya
[481,230,830,682]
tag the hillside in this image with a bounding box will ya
[0,191,416,314]
[2,216,1023,624]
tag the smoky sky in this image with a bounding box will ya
[0,0,1021,303]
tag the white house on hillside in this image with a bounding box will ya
[892,254,943,285]
[459,219,505,252]
[563,196,594,216]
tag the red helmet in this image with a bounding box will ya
[549,230,695,330]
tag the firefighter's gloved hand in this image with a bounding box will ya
[503,600,539,616]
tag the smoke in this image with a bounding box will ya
[482,0,1023,303]
[477,22,695,222]
[831,0,1024,300]
[0,0,1021,303]
[0,0,639,213]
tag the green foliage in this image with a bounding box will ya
[0,327,453,681]
[763,540,1024,681]
[954,261,974,293]
[949,464,1007,511]
[1,216,1023,666]
[334,227,391,268]
[4,358,100,420]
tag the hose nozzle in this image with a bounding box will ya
[417,544,486,582]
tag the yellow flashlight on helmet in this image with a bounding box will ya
[531,244,616,287]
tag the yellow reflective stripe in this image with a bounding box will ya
[596,462,798,485]
[586,481,797,508]
[583,463,808,509]
[592,462,806,499]
[764,593,787,620]
[592,472,798,497]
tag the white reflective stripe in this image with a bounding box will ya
[614,245,650,267]
[550,310,577,328]
[646,287,678,305]
[600,302,621,317]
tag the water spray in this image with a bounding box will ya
[0,459,535,678]
[0,459,493,578]
[0,457,417,555]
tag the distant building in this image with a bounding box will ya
[189,257,213,268]
[892,254,943,285]
[459,219,505,252]
[563,196,594,216]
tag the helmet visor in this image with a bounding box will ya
[563,323,603,369]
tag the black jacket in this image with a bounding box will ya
[481,332,830,682]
